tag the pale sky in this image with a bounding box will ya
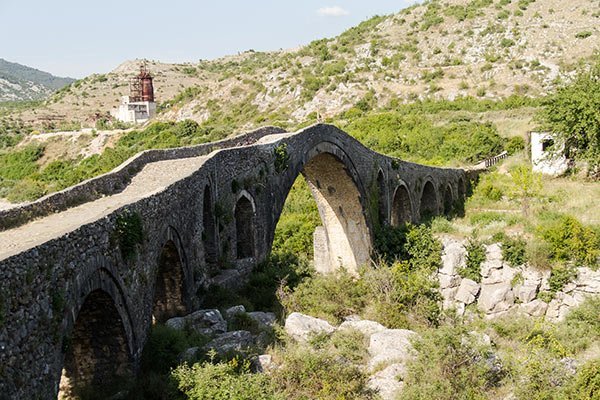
[0,1,418,78]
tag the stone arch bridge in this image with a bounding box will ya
[0,124,467,399]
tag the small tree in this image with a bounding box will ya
[538,55,600,177]
[510,165,542,216]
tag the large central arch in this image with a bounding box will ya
[275,141,372,274]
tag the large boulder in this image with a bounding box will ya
[480,244,503,278]
[247,311,277,329]
[204,330,255,355]
[339,319,387,338]
[284,312,336,342]
[166,309,227,337]
[368,329,418,369]
[440,239,466,275]
[225,305,246,320]
[478,282,514,314]
[454,278,480,305]
[520,299,548,317]
[367,363,406,400]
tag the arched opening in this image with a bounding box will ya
[152,240,186,323]
[301,153,371,274]
[377,170,386,225]
[235,194,255,259]
[419,181,438,221]
[203,185,218,265]
[60,290,132,398]
[443,185,453,216]
[391,185,412,226]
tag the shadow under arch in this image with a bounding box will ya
[443,185,454,216]
[152,239,187,323]
[202,183,218,265]
[376,169,386,225]
[272,140,372,274]
[391,184,413,226]
[235,191,256,260]
[59,267,135,399]
[419,179,439,221]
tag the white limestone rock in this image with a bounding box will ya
[247,311,277,329]
[204,330,255,355]
[455,278,480,305]
[516,284,539,303]
[439,273,461,289]
[368,329,418,369]
[225,305,246,320]
[480,244,504,278]
[284,312,336,342]
[339,320,387,338]
[367,363,406,400]
[520,299,548,317]
[440,240,466,275]
[185,309,227,336]
[478,282,514,313]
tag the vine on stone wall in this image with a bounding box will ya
[274,143,290,173]
[114,211,144,261]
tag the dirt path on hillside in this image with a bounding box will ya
[0,155,209,260]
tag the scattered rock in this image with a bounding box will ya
[253,354,274,372]
[284,312,336,342]
[440,240,466,275]
[225,305,246,320]
[247,311,277,329]
[515,284,538,303]
[368,329,418,369]
[520,299,548,317]
[455,278,480,305]
[339,320,387,338]
[178,347,201,364]
[478,282,514,313]
[166,309,227,337]
[204,330,255,355]
[367,363,406,400]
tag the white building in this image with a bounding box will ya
[112,96,156,124]
[530,131,569,176]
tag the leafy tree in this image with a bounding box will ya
[539,55,600,176]
[509,165,542,216]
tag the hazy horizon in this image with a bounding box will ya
[1,1,418,78]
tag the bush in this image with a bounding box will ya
[547,265,577,293]
[501,235,527,266]
[506,136,525,155]
[271,345,375,400]
[173,357,281,400]
[459,240,485,282]
[538,215,600,269]
[568,359,600,399]
[400,325,503,400]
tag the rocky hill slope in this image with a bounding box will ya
[0,58,74,102]
[11,0,600,129]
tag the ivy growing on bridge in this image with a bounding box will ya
[274,143,290,173]
[113,211,144,261]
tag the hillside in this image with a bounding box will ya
[10,0,600,129]
[0,58,74,102]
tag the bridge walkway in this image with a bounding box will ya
[0,155,209,261]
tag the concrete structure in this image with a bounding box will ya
[0,124,467,399]
[530,131,569,176]
[112,96,156,124]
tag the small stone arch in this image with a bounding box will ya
[202,184,218,265]
[391,184,413,226]
[419,180,438,221]
[59,277,134,398]
[443,185,454,216]
[152,239,187,323]
[376,169,386,225]
[235,191,256,260]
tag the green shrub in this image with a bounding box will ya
[280,270,368,324]
[568,359,600,399]
[538,215,599,269]
[113,211,144,261]
[459,240,485,282]
[501,235,527,266]
[173,357,281,400]
[575,31,593,39]
[547,265,577,293]
[506,136,525,154]
[271,345,375,400]
[400,325,503,400]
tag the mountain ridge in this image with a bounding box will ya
[0,58,74,102]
